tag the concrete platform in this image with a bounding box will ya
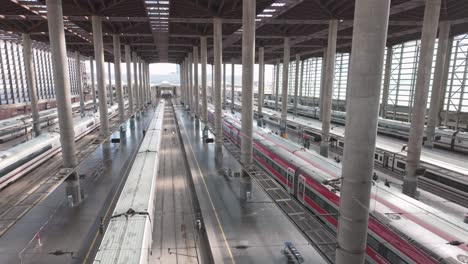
[0,108,153,264]
[176,105,328,264]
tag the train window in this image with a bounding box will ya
[287,124,297,130]
[339,142,344,148]
[386,250,407,264]
[367,235,380,251]
[396,161,406,170]
[374,154,379,160]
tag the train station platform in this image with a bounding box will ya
[175,105,328,264]
[0,107,153,264]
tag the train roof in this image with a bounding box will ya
[94,101,165,264]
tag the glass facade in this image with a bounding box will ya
[0,39,88,105]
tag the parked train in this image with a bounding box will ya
[262,99,468,153]
[0,103,121,189]
[208,109,468,264]
[0,100,98,142]
[93,101,164,264]
[256,107,468,204]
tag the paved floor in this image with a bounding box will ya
[176,105,328,264]
[150,104,200,264]
[0,108,153,264]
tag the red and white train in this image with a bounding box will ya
[208,108,468,264]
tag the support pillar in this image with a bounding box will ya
[125,45,133,113]
[181,61,185,105]
[92,16,109,135]
[47,0,80,204]
[138,58,143,108]
[108,62,113,105]
[275,59,280,111]
[75,51,85,116]
[113,35,124,122]
[335,1,390,263]
[201,36,208,124]
[241,0,255,169]
[320,19,338,157]
[22,33,41,136]
[426,21,451,147]
[257,47,265,126]
[299,59,304,101]
[381,47,392,118]
[231,63,235,112]
[193,47,199,119]
[188,54,193,113]
[223,63,226,109]
[89,57,97,111]
[293,54,300,115]
[132,52,140,109]
[403,0,441,197]
[280,37,290,138]
[213,18,223,164]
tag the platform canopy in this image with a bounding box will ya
[0,0,467,63]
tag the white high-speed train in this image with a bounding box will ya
[0,103,121,189]
[211,109,468,264]
[93,101,164,264]
[0,100,97,142]
[263,99,468,153]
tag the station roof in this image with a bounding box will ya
[0,0,467,64]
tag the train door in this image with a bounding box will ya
[287,167,295,194]
[298,175,306,204]
[383,152,389,168]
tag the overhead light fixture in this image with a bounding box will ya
[263,9,277,12]
[257,14,273,17]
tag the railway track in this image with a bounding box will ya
[152,103,199,264]
[0,112,127,237]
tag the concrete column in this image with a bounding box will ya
[125,45,133,113]
[299,59,304,100]
[223,63,226,109]
[89,57,97,111]
[138,58,143,107]
[280,37,290,138]
[180,62,184,104]
[75,51,85,116]
[426,21,451,147]
[184,58,189,109]
[108,62,113,105]
[439,37,453,125]
[319,49,328,118]
[231,63,235,112]
[257,47,265,126]
[403,0,441,197]
[320,19,338,157]
[113,35,124,122]
[46,0,80,203]
[335,1,390,263]
[187,53,195,111]
[381,47,392,118]
[132,52,139,109]
[213,18,223,163]
[22,33,41,136]
[275,59,280,110]
[193,46,199,118]
[241,0,255,167]
[293,54,300,115]
[200,36,208,124]
[92,16,109,135]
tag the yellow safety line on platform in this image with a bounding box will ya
[178,111,236,264]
